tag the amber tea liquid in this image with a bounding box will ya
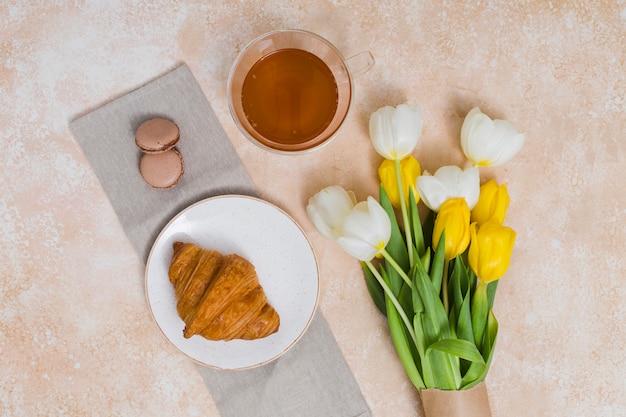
[241,48,339,149]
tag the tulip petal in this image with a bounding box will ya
[370,104,423,160]
[306,185,355,240]
[471,180,510,225]
[343,200,391,246]
[380,156,422,208]
[416,174,448,212]
[378,159,401,207]
[457,166,480,210]
[432,198,471,260]
[460,107,488,164]
[336,197,391,261]
[416,166,479,212]
[460,107,525,167]
[336,236,380,261]
[487,122,525,166]
[468,220,516,283]
[391,104,423,158]
[435,165,464,194]
[367,196,392,243]
[306,205,335,240]
[370,106,396,160]
[470,119,496,163]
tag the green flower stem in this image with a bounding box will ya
[395,158,414,267]
[442,260,450,314]
[381,249,413,289]
[365,261,418,346]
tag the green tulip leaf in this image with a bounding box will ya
[399,281,415,319]
[456,255,471,295]
[427,339,485,364]
[361,262,386,316]
[487,280,499,309]
[471,282,489,351]
[483,309,499,359]
[422,210,435,250]
[411,268,425,315]
[386,295,425,390]
[430,232,446,293]
[408,188,425,256]
[447,307,457,339]
[419,315,461,389]
[467,266,477,294]
[449,258,464,319]
[380,263,391,285]
[420,250,431,272]
[456,290,475,345]
[413,311,426,360]
[460,360,486,389]
[413,258,450,343]
[462,310,499,389]
[413,259,461,389]
[380,184,409,295]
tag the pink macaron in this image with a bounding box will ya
[139,148,184,189]
[135,117,180,154]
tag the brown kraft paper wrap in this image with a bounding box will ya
[420,382,492,417]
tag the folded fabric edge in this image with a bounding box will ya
[68,62,188,124]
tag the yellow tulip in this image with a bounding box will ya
[433,197,471,260]
[471,179,510,225]
[468,220,516,283]
[378,155,421,208]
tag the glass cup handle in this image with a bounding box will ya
[345,51,375,79]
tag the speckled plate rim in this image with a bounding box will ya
[145,195,320,370]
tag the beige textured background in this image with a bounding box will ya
[2,1,625,416]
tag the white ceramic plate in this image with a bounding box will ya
[145,195,319,370]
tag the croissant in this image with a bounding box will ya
[167,242,280,341]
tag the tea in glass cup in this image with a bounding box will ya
[228,29,374,154]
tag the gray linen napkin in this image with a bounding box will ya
[70,64,371,417]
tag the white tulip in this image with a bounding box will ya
[306,185,356,240]
[416,165,480,212]
[461,107,525,167]
[336,197,392,261]
[369,104,423,160]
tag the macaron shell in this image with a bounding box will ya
[139,148,184,189]
[135,118,180,153]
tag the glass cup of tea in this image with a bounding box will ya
[227,29,374,154]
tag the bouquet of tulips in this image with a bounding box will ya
[307,105,524,412]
